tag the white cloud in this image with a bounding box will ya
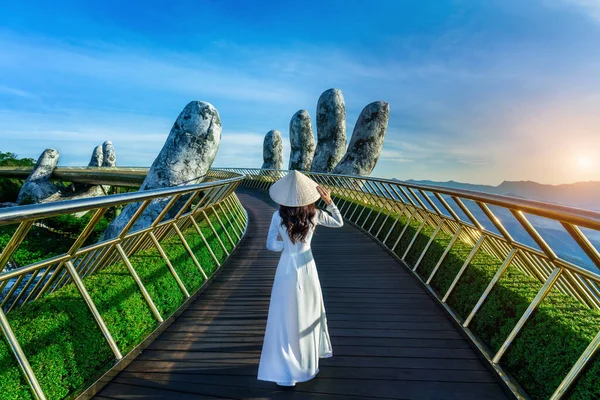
[2,15,600,186]
[214,131,292,169]
[379,149,411,162]
[0,35,304,107]
[559,0,600,20]
[0,85,36,99]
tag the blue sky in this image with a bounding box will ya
[1,0,600,184]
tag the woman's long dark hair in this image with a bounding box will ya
[279,203,317,244]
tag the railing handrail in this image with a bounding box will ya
[0,173,244,225]
[4,166,600,230]
[213,167,600,230]
[0,166,150,186]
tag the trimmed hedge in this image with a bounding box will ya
[0,203,244,400]
[334,194,600,400]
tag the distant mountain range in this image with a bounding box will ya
[405,179,600,211]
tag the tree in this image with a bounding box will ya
[0,151,35,167]
[0,151,35,203]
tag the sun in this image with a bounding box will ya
[576,156,593,171]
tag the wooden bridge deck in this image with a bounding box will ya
[95,188,510,400]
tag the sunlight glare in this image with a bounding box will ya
[576,156,593,171]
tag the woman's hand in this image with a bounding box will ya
[317,186,332,205]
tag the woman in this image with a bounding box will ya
[258,170,344,386]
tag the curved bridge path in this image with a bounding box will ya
[96,188,510,400]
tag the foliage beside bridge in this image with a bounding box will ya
[0,213,111,269]
[0,205,244,400]
[0,151,34,203]
[341,195,600,400]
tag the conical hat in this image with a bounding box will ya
[269,170,320,207]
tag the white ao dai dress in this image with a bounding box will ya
[257,202,344,386]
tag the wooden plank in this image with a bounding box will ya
[172,313,447,323]
[125,360,497,383]
[168,319,454,331]
[145,342,478,359]
[154,333,472,349]
[134,351,488,370]
[98,382,223,399]
[114,375,372,399]
[115,373,507,400]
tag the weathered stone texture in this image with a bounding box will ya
[332,101,389,176]
[261,130,283,170]
[311,88,346,173]
[102,141,116,167]
[88,145,103,167]
[102,101,221,240]
[288,110,315,171]
[16,149,61,204]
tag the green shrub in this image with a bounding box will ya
[0,152,35,203]
[0,212,111,268]
[0,202,245,400]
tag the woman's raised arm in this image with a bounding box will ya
[316,203,344,228]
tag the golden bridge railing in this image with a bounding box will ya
[0,166,241,188]
[215,167,600,400]
[0,171,248,400]
[0,166,150,188]
[3,165,600,398]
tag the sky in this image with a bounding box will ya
[1,0,600,185]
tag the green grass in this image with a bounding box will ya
[332,193,600,400]
[0,199,245,400]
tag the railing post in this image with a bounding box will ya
[64,260,123,359]
[349,182,368,222]
[148,231,190,298]
[210,206,236,247]
[492,267,562,363]
[412,220,445,271]
[223,196,245,230]
[374,183,405,237]
[331,176,353,216]
[190,217,221,266]
[218,202,241,240]
[391,211,418,252]
[227,195,247,226]
[0,306,47,399]
[382,203,408,244]
[426,226,464,284]
[50,207,109,292]
[0,221,34,272]
[463,248,517,327]
[1,275,25,308]
[550,329,600,399]
[442,235,486,302]
[33,263,66,301]
[5,269,40,312]
[115,244,163,323]
[365,181,392,233]
[401,215,430,260]
[172,223,208,280]
[201,210,229,256]
[220,199,243,238]
[359,181,380,229]
[345,177,367,218]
